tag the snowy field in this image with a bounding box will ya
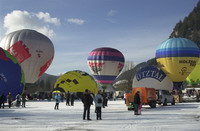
[0,99,200,131]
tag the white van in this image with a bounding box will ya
[156,90,175,106]
[182,88,200,102]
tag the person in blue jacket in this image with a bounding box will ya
[54,93,61,110]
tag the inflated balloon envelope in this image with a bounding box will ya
[87,47,125,88]
[132,65,173,92]
[156,38,200,82]
[0,29,54,83]
[0,47,25,98]
[186,59,200,85]
[53,70,98,94]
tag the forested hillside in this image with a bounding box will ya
[170,1,200,47]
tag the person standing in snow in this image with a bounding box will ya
[66,91,71,106]
[102,91,108,108]
[7,92,13,108]
[21,92,27,108]
[134,91,141,115]
[82,89,93,120]
[54,93,61,110]
[15,93,21,107]
[70,93,75,106]
[95,90,103,120]
[0,93,6,109]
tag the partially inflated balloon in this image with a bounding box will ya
[156,38,199,82]
[87,47,125,85]
[186,59,200,85]
[53,70,98,94]
[0,47,25,98]
[0,29,54,83]
[132,65,173,92]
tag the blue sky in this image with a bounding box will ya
[0,0,199,75]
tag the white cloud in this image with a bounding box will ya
[67,18,85,25]
[3,10,60,37]
[107,9,117,16]
[36,12,60,26]
[106,10,118,23]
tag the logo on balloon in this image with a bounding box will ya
[117,63,124,73]
[8,41,31,63]
[179,67,189,76]
[36,50,43,58]
[39,57,53,77]
[179,60,196,66]
[0,73,7,82]
[88,62,105,74]
[136,66,166,82]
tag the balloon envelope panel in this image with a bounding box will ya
[87,47,125,84]
[0,47,25,98]
[156,38,200,82]
[53,70,98,94]
[132,66,173,92]
[186,59,200,85]
[157,57,199,82]
[0,29,54,83]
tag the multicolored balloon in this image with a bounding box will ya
[53,70,98,94]
[156,38,200,82]
[0,47,25,98]
[87,47,125,85]
[0,29,54,83]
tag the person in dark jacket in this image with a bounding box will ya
[102,91,108,108]
[7,92,13,108]
[70,93,75,106]
[134,91,141,115]
[82,89,93,120]
[0,93,6,109]
[15,93,21,107]
[21,92,27,108]
[66,91,71,106]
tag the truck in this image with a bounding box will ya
[126,87,157,110]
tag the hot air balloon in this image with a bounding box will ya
[0,47,25,98]
[113,58,156,92]
[0,29,54,83]
[186,59,200,86]
[156,38,200,89]
[53,70,98,94]
[87,47,125,89]
[132,65,173,92]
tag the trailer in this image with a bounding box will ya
[126,87,157,110]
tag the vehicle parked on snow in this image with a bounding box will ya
[182,88,200,102]
[126,87,157,110]
[156,89,175,106]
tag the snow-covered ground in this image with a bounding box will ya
[0,99,200,131]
